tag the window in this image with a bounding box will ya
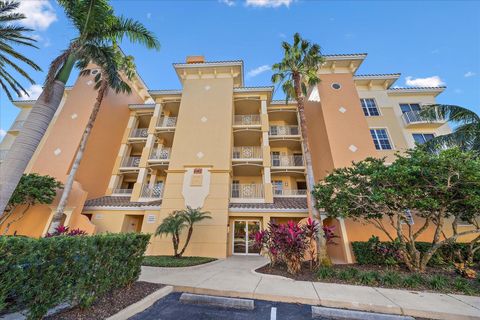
[412,133,434,145]
[232,180,240,198]
[271,152,280,166]
[360,98,380,116]
[273,180,283,195]
[331,83,341,90]
[370,129,393,150]
[400,103,421,114]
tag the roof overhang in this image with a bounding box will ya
[173,60,244,87]
[354,73,401,89]
[320,53,368,74]
[387,87,446,97]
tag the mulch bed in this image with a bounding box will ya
[46,281,164,320]
[256,262,480,295]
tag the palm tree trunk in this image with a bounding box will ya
[179,226,194,257]
[0,55,75,214]
[48,80,108,233]
[293,74,331,266]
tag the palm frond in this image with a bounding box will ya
[421,104,480,124]
[104,17,160,50]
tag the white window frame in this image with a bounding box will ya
[399,102,422,114]
[412,133,435,145]
[369,127,394,150]
[360,98,381,117]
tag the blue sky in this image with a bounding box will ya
[1,0,479,137]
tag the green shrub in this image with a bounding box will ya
[402,274,425,288]
[338,267,359,281]
[358,271,380,286]
[428,275,449,290]
[352,239,480,266]
[0,233,150,319]
[453,278,475,295]
[381,271,403,286]
[317,266,337,280]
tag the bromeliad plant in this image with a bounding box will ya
[254,219,336,274]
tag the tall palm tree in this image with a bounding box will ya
[178,207,211,256]
[0,0,41,100]
[420,104,480,152]
[0,0,160,214]
[48,45,136,232]
[271,33,330,265]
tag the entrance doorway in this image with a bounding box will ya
[232,220,261,255]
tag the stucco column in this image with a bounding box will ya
[261,99,273,203]
[132,167,148,201]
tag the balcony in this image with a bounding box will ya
[149,147,171,160]
[230,183,264,202]
[271,155,304,167]
[402,110,445,128]
[0,150,7,163]
[129,128,148,139]
[120,156,141,169]
[232,146,262,161]
[273,188,307,197]
[112,188,133,196]
[140,184,164,199]
[9,120,24,132]
[269,125,299,136]
[233,114,261,127]
[156,116,177,129]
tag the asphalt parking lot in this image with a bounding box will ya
[130,292,316,320]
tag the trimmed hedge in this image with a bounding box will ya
[352,240,480,266]
[0,233,150,319]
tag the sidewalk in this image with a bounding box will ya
[139,256,480,320]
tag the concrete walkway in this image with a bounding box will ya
[140,256,480,320]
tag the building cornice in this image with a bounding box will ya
[148,89,182,96]
[387,86,446,96]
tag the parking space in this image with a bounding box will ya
[130,292,316,320]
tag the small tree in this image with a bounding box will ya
[313,148,480,272]
[155,207,211,258]
[0,173,62,235]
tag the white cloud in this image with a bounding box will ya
[464,71,476,78]
[246,0,293,8]
[0,129,6,138]
[247,65,270,78]
[405,76,445,87]
[19,84,43,100]
[17,0,57,31]
[219,0,236,6]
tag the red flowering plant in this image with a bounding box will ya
[302,218,319,270]
[45,225,87,237]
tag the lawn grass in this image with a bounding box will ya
[142,255,216,267]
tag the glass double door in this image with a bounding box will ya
[232,220,261,255]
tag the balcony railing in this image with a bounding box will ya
[269,125,299,136]
[273,189,307,197]
[233,114,261,126]
[10,120,24,131]
[157,116,177,128]
[112,188,133,195]
[402,110,445,126]
[150,147,171,160]
[0,150,7,162]
[231,183,264,199]
[121,156,141,168]
[271,155,304,167]
[141,184,164,199]
[130,128,148,138]
[232,146,262,160]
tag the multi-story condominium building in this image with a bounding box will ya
[0,54,451,263]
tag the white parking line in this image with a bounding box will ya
[270,307,277,320]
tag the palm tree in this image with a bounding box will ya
[177,207,211,256]
[156,211,188,257]
[271,33,330,265]
[0,1,41,100]
[420,104,480,152]
[0,0,160,214]
[48,46,136,232]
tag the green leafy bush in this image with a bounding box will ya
[317,266,337,279]
[0,233,150,319]
[358,271,380,286]
[428,275,449,290]
[352,238,480,266]
[402,274,425,288]
[381,271,403,286]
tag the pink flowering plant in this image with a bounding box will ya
[45,225,87,237]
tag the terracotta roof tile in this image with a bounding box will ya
[84,196,161,208]
[229,197,307,210]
